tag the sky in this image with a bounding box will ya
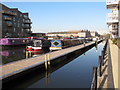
[2,2,110,34]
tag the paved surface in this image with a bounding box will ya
[97,40,114,88]
[97,50,108,88]
[0,41,96,80]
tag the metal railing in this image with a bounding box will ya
[107,13,119,23]
[106,0,119,5]
[91,40,108,90]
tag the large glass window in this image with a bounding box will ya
[6,21,12,24]
[14,28,16,32]
[13,17,16,21]
[4,15,10,18]
[22,29,23,32]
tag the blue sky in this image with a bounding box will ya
[2,2,109,34]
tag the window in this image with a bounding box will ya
[13,17,15,21]
[14,28,16,32]
[24,15,28,19]
[20,14,22,17]
[18,23,20,27]
[6,21,12,24]
[22,29,23,32]
[4,15,10,18]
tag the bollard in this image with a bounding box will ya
[26,51,28,58]
[29,51,32,57]
[45,53,51,70]
[47,53,50,65]
[45,55,48,70]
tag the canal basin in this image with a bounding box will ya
[3,41,105,88]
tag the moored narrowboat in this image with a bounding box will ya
[26,38,51,52]
[0,38,30,46]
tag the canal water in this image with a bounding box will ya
[3,41,105,88]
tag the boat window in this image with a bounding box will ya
[34,40,42,47]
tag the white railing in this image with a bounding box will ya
[107,13,119,23]
[106,0,119,5]
[111,30,118,33]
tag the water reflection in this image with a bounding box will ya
[1,46,26,64]
[1,46,49,65]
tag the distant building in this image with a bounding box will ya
[31,33,45,37]
[0,3,32,38]
[90,31,99,37]
[46,30,98,38]
[106,0,120,38]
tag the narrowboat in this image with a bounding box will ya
[26,38,51,52]
[49,39,84,51]
[0,38,30,46]
[26,38,88,52]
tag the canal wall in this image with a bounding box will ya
[1,40,102,84]
[109,40,120,89]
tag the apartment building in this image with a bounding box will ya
[106,0,120,38]
[46,30,95,38]
[0,3,32,38]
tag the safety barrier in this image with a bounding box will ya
[91,39,108,90]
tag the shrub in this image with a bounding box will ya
[112,38,117,44]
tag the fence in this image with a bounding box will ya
[91,40,108,90]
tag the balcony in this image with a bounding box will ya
[3,17,12,21]
[2,10,17,16]
[110,29,118,33]
[106,0,119,9]
[107,13,119,23]
[110,30,118,36]
[7,23,12,27]
[23,25,31,29]
[24,20,32,24]
[109,24,119,30]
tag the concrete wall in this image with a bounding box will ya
[0,3,2,90]
[0,3,2,38]
[118,2,120,38]
[109,40,119,88]
[118,45,120,89]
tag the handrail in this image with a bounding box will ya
[91,40,108,90]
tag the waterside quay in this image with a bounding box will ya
[0,40,102,83]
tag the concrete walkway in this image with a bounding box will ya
[97,50,108,88]
[0,41,96,80]
[97,40,114,88]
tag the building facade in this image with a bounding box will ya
[106,0,120,38]
[0,3,32,38]
[90,31,99,37]
[46,30,98,38]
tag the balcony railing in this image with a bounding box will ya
[106,0,119,5]
[7,23,12,27]
[23,25,31,29]
[3,17,12,21]
[24,20,32,24]
[110,29,118,33]
[109,25,118,30]
[107,13,119,23]
[2,10,17,16]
